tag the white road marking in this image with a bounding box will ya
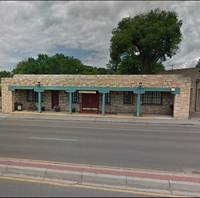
[29,137,79,142]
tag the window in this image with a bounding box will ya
[72,92,79,104]
[142,92,162,105]
[100,93,111,104]
[123,92,134,104]
[105,93,111,104]
[27,90,38,102]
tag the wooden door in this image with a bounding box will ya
[51,91,59,109]
[82,93,99,113]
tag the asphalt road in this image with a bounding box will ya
[0,118,200,172]
[0,178,141,197]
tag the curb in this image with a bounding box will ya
[0,159,200,196]
[1,113,199,126]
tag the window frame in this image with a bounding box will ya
[123,91,134,105]
[27,90,44,102]
[72,92,79,104]
[142,91,163,105]
[27,90,38,102]
[105,93,111,105]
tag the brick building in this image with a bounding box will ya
[1,74,192,119]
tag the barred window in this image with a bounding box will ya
[72,92,79,104]
[142,92,162,105]
[27,90,38,102]
[105,93,111,104]
[123,92,134,104]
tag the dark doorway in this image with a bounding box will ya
[81,93,99,113]
[51,91,59,109]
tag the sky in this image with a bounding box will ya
[0,1,200,71]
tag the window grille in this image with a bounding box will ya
[123,92,134,104]
[142,92,162,105]
[72,92,79,104]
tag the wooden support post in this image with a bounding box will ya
[38,92,42,113]
[68,92,72,113]
[136,93,141,117]
[101,92,106,115]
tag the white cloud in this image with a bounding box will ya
[0,1,199,71]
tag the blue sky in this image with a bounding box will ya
[0,1,200,71]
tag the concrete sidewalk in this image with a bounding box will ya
[0,157,200,196]
[0,111,199,125]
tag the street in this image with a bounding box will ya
[0,177,144,197]
[0,118,200,172]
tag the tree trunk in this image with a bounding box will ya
[143,58,152,74]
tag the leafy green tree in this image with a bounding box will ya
[0,70,11,79]
[109,8,182,74]
[13,54,109,75]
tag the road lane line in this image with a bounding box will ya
[29,137,79,142]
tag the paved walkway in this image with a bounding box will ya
[0,157,200,183]
[0,111,199,125]
[0,157,200,196]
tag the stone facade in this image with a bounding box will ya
[141,92,174,115]
[1,74,191,119]
[162,68,200,114]
[11,91,173,115]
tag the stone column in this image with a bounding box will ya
[2,82,14,113]
[173,92,190,119]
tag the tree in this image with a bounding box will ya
[196,58,200,68]
[109,8,182,74]
[0,70,11,79]
[13,54,109,75]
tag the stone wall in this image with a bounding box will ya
[1,74,191,119]
[1,81,14,113]
[0,97,1,110]
[11,91,173,115]
[141,92,174,115]
[14,90,35,111]
[163,68,200,113]
[13,90,81,113]
[43,91,51,111]
[109,92,134,114]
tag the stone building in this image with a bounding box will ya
[163,67,200,115]
[1,74,191,119]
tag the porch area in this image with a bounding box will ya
[10,85,180,117]
[10,110,174,120]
